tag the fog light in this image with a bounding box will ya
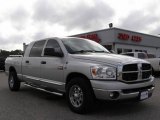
[109,91,119,99]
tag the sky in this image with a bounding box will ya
[0,0,160,51]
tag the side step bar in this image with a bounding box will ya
[24,83,63,96]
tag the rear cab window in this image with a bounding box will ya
[29,40,46,57]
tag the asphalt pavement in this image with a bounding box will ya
[0,71,160,120]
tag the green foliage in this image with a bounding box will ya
[0,49,23,57]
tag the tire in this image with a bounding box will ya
[66,77,94,114]
[8,71,20,91]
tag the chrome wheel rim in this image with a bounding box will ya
[9,75,14,88]
[69,85,83,108]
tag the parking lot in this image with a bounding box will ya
[0,71,160,120]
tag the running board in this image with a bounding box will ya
[24,83,63,96]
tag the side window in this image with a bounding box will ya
[138,53,147,59]
[44,39,63,57]
[29,40,46,57]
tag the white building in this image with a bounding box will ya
[72,28,160,57]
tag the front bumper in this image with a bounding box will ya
[91,77,155,100]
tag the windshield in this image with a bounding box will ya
[62,38,110,54]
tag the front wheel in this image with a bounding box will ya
[66,77,94,114]
[8,71,20,91]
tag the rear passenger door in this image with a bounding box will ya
[40,39,65,90]
[22,40,46,84]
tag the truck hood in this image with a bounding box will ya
[71,53,149,66]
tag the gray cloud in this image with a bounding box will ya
[0,34,24,50]
[2,0,160,51]
[150,26,160,35]
[32,31,48,40]
[119,11,159,32]
[0,34,23,45]
[33,0,114,31]
[33,0,59,22]
[0,8,29,50]
[9,7,30,30]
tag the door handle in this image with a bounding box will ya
[57,66,63,70]
[26,60,29,63]
[41,61,46,64]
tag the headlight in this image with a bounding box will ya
[91,66,116,79]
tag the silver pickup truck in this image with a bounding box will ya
[5,37,155,113]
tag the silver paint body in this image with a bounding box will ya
[5,37,155,100]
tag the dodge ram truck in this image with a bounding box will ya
[5,37,155,113]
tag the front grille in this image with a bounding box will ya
[121,63,151,82]
[123,64,138,71]
[142,71,151,79]
[122,72,138,81]
[142,63,151,70]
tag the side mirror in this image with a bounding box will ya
[44,48,64,57]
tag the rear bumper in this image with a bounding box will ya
[91,77,155,100]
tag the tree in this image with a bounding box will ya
[0,49,23,58]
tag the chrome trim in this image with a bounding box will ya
[93,85,154,100]
[118,63,152,83]
[23,75,65,86]
[138,63,142,80]
[122,71,138,73]
[24,83,63,96]
[122,70,151,74]
[119,77,152,83]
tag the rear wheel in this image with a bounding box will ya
[8,71,20,91]
[66,77,94,114]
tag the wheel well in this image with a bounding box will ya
[65,72,95,98]
[9,66,17,74]
[66,73,89,84]
[65,72,93,91]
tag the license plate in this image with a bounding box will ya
[140,91,149,100]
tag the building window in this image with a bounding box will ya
[142,50,147,53]
[122,53,134,57]
[117,48,122,54]
[135,50,147,53]
[123,49,132,53]
[104,45,112,51]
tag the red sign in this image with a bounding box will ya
[118,33,142,42]
[78,33,101,43]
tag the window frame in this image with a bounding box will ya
[29,40,46,57]
[42,39,63,57]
